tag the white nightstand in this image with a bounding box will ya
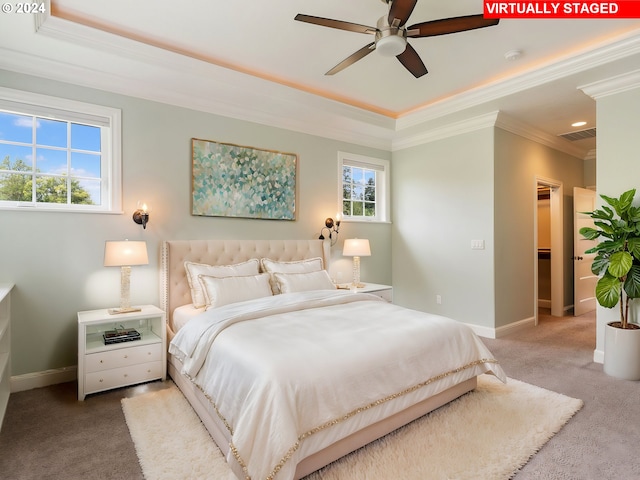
[77,305,166,401]
[338,283,393,302]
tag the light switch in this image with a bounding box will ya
[471,239,485,250]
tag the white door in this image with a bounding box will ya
[573,187,597,316]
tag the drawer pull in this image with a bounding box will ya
[99,360,103,364]
[99,379,103,383]
[124,355,128,359]
[124,373,128,378]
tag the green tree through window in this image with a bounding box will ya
[0,156,93,204]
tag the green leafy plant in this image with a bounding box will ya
[579,189,640,330]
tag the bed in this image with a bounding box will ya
[160,239,506,480]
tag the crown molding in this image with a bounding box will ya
[29,10,397,150]
[396,30,640,131]
[392,112,500,151]
[392,111,588,158]
[495,112,588,159]
[579,68,640,99]
[4,8,630,156]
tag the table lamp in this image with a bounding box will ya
[343,238,371,288]
[104,240,149,314]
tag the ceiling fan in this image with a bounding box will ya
[295,0,499,78]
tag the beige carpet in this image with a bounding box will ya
[122,375,582,480]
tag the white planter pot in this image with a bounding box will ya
[604,322,640,381]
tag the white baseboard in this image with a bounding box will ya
[465,316,536,340]
[465,323,498,339]
[495,316,536,338]
[537,299,551,308]
[593,349,604,364]
[11,365,77,393]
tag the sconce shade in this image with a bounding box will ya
[343,238,371,257]
[104,241,149,267]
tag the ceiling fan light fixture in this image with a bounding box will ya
[376,34,406,57]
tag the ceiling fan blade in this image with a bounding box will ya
[295,14,376,34]
[407,14,499,38]
[326,43,376,75]
[396,43,428,78]
[388,0,418,27]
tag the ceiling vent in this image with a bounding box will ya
[559,128,596,142]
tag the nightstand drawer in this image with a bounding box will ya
[84,361,163,394]
[370,289,393,302]
[85,343,162,373]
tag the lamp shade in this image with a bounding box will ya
[104,240,149,267]
[343,238,371,257]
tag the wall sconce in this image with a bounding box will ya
[319,213,341,246]
[132,201,150,229]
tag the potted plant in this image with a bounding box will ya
[580,188,640,380]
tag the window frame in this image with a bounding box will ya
[338,151,390,223]
[0,87,122,213]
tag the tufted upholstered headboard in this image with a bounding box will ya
[160,239,329,329]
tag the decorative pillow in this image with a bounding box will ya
[198,273,272,309]
[261,257,324,294]
[185,259,260,308]
[274,270,336,294]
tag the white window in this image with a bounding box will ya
[0,87,121,213]
[339,151,390,223]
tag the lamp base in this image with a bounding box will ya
[108,307,142,315]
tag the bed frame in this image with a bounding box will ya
[160,239,476,479]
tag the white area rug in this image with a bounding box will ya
[122,376,582,480]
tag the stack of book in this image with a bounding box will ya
[103,328,141,345]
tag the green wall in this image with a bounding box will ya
[593,84,640,355]
[391,125,585,333]
[391,128,496,328]
[494,129,585,328]
[0,70,392,377]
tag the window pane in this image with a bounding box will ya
[71,152,101,178]
[365,184,375,202]
[343,200,351,216]
[0,172,32,201]
[352,168,364,185]
[0,144,33,169]
[35,175,67,203]
[342,166,352,184]
[353,184,364,201]
[343,182,352,199]
[365,202,376,216]
[36,148,67,174]
[72,178,99,205]
[352,201,363,216]
[364,170,375,186]
[71,123,101,151]
[0,112,33,143]
[37,118,67,148]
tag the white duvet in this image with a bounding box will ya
[169,290,506,480]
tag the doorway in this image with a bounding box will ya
[534,177,564,325]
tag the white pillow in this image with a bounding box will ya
[261,257,324,294]
[274,270,336,294]
[198,273,272,309]
[185,259,260,308]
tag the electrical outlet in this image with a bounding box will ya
[471,239,485,250]
[436,294,442,305]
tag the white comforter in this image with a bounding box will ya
[169,290,506,480]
